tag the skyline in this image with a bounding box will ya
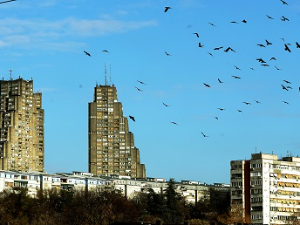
[0,0,300,184]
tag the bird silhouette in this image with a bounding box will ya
[275,66,282,70]
[224,47,236,53]
[232,76,241,79]
[284,44,291,52]
[218,78,224,83]
[207,52,213,57]
[0,0,16,4]
[102,50,109,53]
[237,109,243,113]
[234,65,241,70]
[214,46,223,50]
[208,22,216,27]
[193,32,199,38]
[265,39,272,45]
[135,86,143,92]
[215,117,219,120]
[217,108,225,111]
[254,100,261,104]
[280,0,288,5]
[281,85,289,91]
[198,42,204,48]
[257,43,266,48]
[137,80,146,85]
[256,58,266,63]
[203,83,211,88]
[296,42,300,48]
[165,51,171,56]
[243,102,251,105]
[164,6,171,12]
[281,16,289,21]
[241,19,247,23]
[129,115,135,121]
[270,57,276,61]
[201,132,209,138]
[282,101,289,104]
[283,80,291,84]
[163,103,169,107]
[261,64,269,67]
[266,15,274,19]
[84,51,91,57]
[171,121,178,125]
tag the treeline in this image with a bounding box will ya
[0,179,231,225]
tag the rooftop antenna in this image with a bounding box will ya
[104,63,107,85]
[109,64,112,85]
[9,69,12,80]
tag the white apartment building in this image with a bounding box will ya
[231,153,300,225]
[0,170,229,204]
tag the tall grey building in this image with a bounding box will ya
[88,83,146,178]
[0,77,44,172]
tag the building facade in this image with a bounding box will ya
[88,84,146,178]
[0,78,44,172]
[231,153,300,224]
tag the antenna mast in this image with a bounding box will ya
[110,64,112,85]
[9,69,12,80]
[104,63,107,85]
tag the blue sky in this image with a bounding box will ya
[0,0,300,184]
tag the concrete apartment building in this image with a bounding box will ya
[231,153,300,224]
[0,78,44,172]
[88,82,146,178]
[0,170,229,203]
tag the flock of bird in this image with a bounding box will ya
[81,0,299,139]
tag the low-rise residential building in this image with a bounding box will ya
[0,170,229,204]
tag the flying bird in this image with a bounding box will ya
[217,108,225,111]
[215,117,219,120]
[102,50,109,53]
[203,83,211,88]
[283,80,291,84]
[282,101,289,104]
[266,15,274,19]
[261,64,269,67]
[243,102,251,105]
[0,0,16,4]
[237,109,243,113]
[193,32,199,38]
[201,132,209,138]
[232,75,241,79]
[164,6,171,12]
[208,22,216,27]
[265,40,272,45]
[256,58,266,63]
[165,51,171,56]
[241,19,247,23]
[270,57,276,61]
[218,78,224,83]
[214,46,223,50]
[171,121,178,125]
[275,66,282,70]
[163,103,169,107]
[281,85,289,91]
[296,42,300,48]
[83,51,91,57]
[280,0,288,5]
[135,86,143,92]
[137,80,146,85]
[198,42,204,48]
[281,16,289,21]
[254,100,261,104]
[129,115,135,122]
[207,52,213,57]
[257,43,266,48]
[234,65,241,70]
[224,47,236,53]
[231,21,238,24]
[284,43,291,52]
